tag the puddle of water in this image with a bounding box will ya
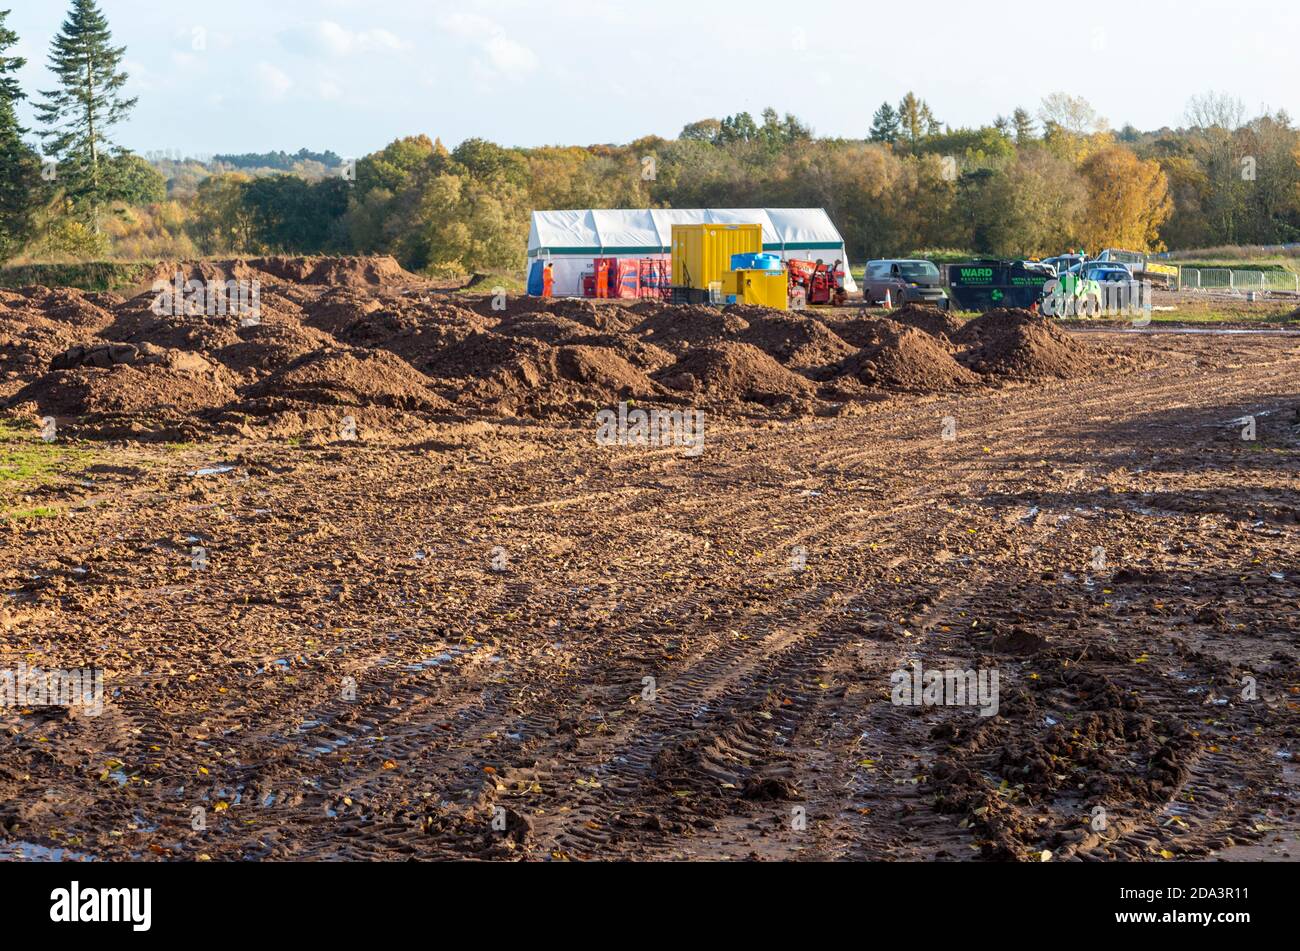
[1072,326,1300,337]
[2,840,96,862]
[189,466,236,477]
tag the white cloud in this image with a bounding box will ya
[440,13,538,79]
[295,21,410,56]
[256,62,293,100]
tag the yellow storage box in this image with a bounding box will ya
[671,223,762,290]
[731,270,789,310]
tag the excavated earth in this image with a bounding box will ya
[0,262,1296,862]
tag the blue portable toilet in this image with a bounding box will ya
[527,260,545,296]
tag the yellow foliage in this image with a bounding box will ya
[1077,146,1173,252]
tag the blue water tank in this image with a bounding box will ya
[730,252,783,272]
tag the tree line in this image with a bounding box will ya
[3,4,1299,272]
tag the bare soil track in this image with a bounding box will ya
[0,277,1297,862]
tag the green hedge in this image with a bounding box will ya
[0,262,157,292]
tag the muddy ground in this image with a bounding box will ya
[0,259,1297,861]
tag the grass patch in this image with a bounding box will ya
[5,506,61,522]
[0,418,92,517]
[0,261,158,292]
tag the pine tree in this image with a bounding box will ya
[0,8,41,261]
[1012,107,1037,144]
[35,0,137,231]
[869,102,899,144]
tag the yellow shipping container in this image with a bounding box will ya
[731,269,789,310]
[671,223,762,290]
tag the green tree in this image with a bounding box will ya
[869,102,900,144]
[35,0,137,231]
[190,173,255,252]
[243,175,350,253]
[718,112,758,144]
[0,8,42,261]
[1012,107,1036,144]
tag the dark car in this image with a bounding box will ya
[863,259,949,308]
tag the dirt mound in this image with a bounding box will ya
[245,348,451,412]
[210,322,338,378]
[655,341,815,405]
[839,321,980,392]
[103,310,244,354]
[888,304,964,340]
[823,315,892,349]
[13,287,115,334]
[495,312,599,345]
[302,290,384,335]
[955,309,1095,379]
[0,312,87,384]
[10,363,236,417]
[953,307,1045,346]
[422,331,551,381]
[737,310,857,377]
[459,342,662,416]
[145,259,267,289]
[631,306,751,352]
[249,255,420,287]
[576,334,677,373]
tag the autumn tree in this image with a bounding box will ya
[897,92,939,149]
[1077,145,1173,251]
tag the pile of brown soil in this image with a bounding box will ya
[839,320,979,392]
[495,312,600,345]
[245,348,451,412]
[422,331,552,381]
[738,311,857,377]
[0,312,86,383]
[631,306,751,352]
[300,289,383,335]
[956,309,1095,379]
[888,304,965,340]
[655,341,815,405]
[460,343,661,416]
[211,322,338,378]
[102,303,244,354]
[12,288,115,334]
[252,255,419,287]
[145,259,267,290]
[12,364,236,417]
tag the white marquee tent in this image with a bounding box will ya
[526,208,857,297]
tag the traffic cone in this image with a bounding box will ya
[883,289,892,310]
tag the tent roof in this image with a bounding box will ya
[528,208,846,255]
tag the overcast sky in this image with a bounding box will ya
[6,0,1298,158]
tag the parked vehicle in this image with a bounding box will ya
[946,259,1054,311]
[1041,253,1087,276]
[863,259,948,308]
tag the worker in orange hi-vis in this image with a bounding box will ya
[542,262,555,298]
